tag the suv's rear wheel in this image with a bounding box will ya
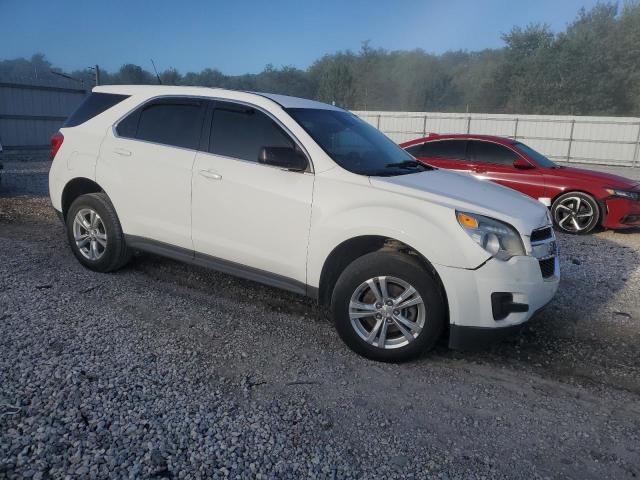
[66,193,130,272]
[551,192,600,234]
[331,252,445,362]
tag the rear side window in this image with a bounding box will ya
[63,92,129,127]
[419,140,467,160]
[117,98,205,150]
[468,141,520,165]
[210,103,294,162]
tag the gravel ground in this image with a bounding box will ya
[0,160,51,197]
[1,162,639,479]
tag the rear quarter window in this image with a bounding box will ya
[116,98,205,150]
[63,92,129,127]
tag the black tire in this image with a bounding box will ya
[331,251,446,362]
[551,191,600,234]
[66,192,130,272]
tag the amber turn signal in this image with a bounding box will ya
[457,212,479,229]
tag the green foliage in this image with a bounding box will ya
[1,2,639,116]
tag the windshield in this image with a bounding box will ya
[287,108,430,176]
[514,142,558,168]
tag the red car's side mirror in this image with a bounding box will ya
[513,158,535,170]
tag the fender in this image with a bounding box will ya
[306,174,491,289]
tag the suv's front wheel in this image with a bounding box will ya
[331,251,446,362]
[66,193,130,272]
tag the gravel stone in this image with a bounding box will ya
[1,165,640,478]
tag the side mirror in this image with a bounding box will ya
[513,158,535,170]
[258,146,308,171]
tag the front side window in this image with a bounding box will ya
[287,108,430,176]
[210,103,294,162]
[116,98,204,150]
[469,141,520,165]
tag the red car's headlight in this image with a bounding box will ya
[605,188,639,201]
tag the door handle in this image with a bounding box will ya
[113,148,132,157]
[199,169,222,180]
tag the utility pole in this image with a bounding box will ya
[88,65,101,87]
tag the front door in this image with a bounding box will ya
[191,101,314,286]
[466,140,546,200]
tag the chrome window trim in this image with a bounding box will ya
[111,94,314,174]
[406,138,533,167]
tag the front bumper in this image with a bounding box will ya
[602,197,640,229]
[435,254,559,350]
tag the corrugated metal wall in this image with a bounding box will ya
[0,82,87,151]
[353,111,640,167]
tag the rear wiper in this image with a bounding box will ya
[385,160,430,170]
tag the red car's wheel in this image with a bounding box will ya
[551,192,600,234]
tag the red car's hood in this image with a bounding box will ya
[548,166,639,189]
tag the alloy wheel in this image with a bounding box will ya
[72,208,108,260]
[348,275,426,350]
[553,196,595,233]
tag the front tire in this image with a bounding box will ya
[551,192,600,234]
[66,193,130,272]
[331,251,446,362]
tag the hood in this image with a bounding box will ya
[549,166,639,189]
[370,169,550,236]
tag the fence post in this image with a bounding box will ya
[633,122,640,168]
[376,114,381,130]
[422,114,428,137]
[513,118,519,140]
[566,119,576,163]
[466,116,471,134]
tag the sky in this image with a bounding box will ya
[1,0,602,75]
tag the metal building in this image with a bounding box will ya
[0,82,86,155]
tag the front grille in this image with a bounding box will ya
[531,227,553,242]
[539,257,555,278]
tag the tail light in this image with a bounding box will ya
[50,132,64,160]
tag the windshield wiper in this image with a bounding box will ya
[385,160,430,170]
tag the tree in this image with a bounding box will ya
[2,2,639,116]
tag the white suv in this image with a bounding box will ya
[49,86,559,361]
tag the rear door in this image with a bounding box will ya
[407,139,473,173]
[466,140,546,199]
[97,97,206,250]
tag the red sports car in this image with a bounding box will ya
[401,134,640,234]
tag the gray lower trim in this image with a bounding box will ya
[125,235,313,298]
[448,304,549,350]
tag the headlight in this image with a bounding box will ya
[605,188,639,201]
[456,211,525,261]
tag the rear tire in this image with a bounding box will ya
[331,251,446,362]
[551,192,600,234]
[66,193,130,272]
